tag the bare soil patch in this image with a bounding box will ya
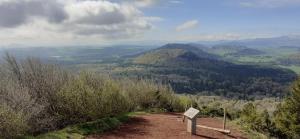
[87,113,247,139]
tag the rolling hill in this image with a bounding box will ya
[202,36,300,48]
[133,43,219,65]
[115,44,297,99]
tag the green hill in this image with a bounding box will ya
[119,44,297,99]
[133,48,187,65]
[133,43,219,65]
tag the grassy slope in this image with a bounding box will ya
[223,115,270,139]
[21,113,137,139]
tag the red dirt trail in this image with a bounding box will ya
[87,113,248,139]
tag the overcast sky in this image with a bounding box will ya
[0,0,300,46]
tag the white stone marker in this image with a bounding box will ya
[183,107,200,134]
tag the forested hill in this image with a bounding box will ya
[116,44,297,99]
[133,43,219,65]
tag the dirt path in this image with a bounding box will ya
[87,113,247,139]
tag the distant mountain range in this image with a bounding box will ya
[0,45,152,64]
[198,36,300,48]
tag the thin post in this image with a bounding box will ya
[183,104,187,122]
[223,108,226,130]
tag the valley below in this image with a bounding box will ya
[1,37,300,139]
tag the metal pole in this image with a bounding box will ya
[223,108,226,130]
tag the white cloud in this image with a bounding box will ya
[0,0,67,28]
[169,0,183,4]
[238,0,300,8]
[0,0,161,46]
[132,0,159,7]
[176,20,199,32]
[63,0,154,36]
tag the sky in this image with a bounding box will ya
[0,0,300,47]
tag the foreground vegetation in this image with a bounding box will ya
[229,79,300,138]
[0,54,185,139]
[22,114,130,139]
[177,81,300,138]
[0,54,299,139]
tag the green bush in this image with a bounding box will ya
[239,103,275,137]
[1,54,69,134]
[0,105,28,139]
[240,103,260,130]
[120,79,184,112]
[55,72,130,125]
[198,106,224,117]
[273,77,300,138]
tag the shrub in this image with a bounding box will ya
[119,79,184,112]
[0,104,28,139]
[240,103,260,130]
[239,103,275,136]
[0,55,186,137]
[273,77,300,138]
[55,72,183,126]
[55,72,130,125]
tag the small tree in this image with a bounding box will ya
[274,78,300,138]
[240,103,274,136]
[240,103,260,130]
[259,109,273,134]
